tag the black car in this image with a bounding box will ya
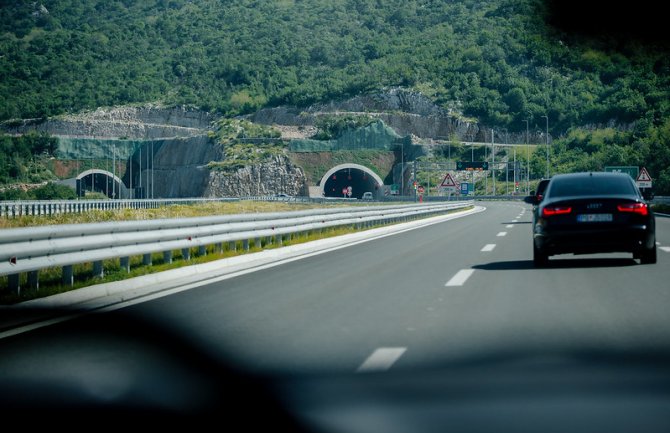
[524,172,656,266]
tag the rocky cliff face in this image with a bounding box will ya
[204,154,308,198]
[245,88,536,144]
[3,105,215,140]
[245,88,484,141]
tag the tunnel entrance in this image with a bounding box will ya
[320,164,384,199]
[76,169,128,199]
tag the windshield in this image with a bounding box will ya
[548,175,640,198]
[1,1,669,431]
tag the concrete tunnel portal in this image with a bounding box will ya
[320,164,384,199]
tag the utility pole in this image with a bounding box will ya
[112,145,115,199]
[491,129,495,196]
[151,142,155,199]
[400,142,404,197]
[523,119,529,195]
[542,114,549,178]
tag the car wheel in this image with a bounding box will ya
[639,245,657,264]
[533,242,548,267]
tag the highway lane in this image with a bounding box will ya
[1,201,670,374]
[2,200,670,428]
[129,200,670,374]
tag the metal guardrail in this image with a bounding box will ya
[0,201,473,293]
[0,198,241,218]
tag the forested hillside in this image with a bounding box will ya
[2,0,670,192]
[1,0,668,131]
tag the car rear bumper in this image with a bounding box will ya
[534,225,655,256]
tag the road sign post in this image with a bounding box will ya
[439,173,458,195]
[636,167,652,189]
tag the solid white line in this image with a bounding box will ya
[481,244,496,252]
[445,269,475,287]
[357,347,407,373]
[661,247,670,252]
[497,232,507,237]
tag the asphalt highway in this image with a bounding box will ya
[1,200,669,431]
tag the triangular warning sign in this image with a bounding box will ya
[440,173,457,187]
[637,167,652,182]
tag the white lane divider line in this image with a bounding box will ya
[357,347,407,373]
[445,269,475,287]
[661,247,670,252]
[506,224,514,228]
[512,220,518,223]
[481,244,496,252]
[497,232,507,237]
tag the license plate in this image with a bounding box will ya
[577,213,613,222]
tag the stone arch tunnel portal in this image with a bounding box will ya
[320,164,384,199]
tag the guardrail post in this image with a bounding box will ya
[8,274,20,294]
[182,248,191,260]
[93,261,104,278]
[229,241,236,252]
[198,245,207,256]
[163,251,173,264]
[62,265,73,286]
[243,239,250,251]
[254,237,261,248]
[28,271,40,289]
[120,257,130,272]
[143,254,152,266]
[275,234,282,246]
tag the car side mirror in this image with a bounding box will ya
[523,195,538,205]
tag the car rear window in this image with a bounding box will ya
[549,176,638,197]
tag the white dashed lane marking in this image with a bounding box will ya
[445,269,475,287]
[357,348,407,373]
[497,232,507,237]
[481,244,496,252]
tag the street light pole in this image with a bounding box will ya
[541,115,549,178]
[523,119,529,194]
[401,141,404,197]
[491,128,495,196]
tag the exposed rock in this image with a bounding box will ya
[204,154,308,198]
[2,105,215,140]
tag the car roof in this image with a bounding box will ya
[551,171,629,179]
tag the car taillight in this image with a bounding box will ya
[617,202,648,216]
[542,205,572,217]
